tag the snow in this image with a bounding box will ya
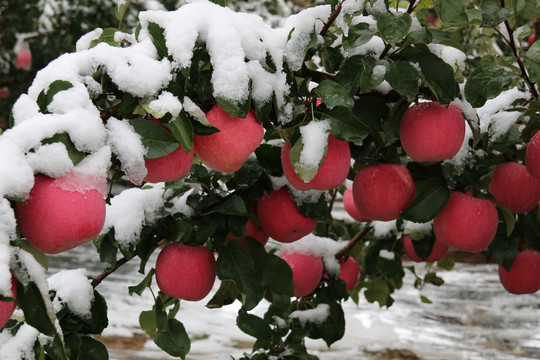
[365,0,387,16]
[298,120,330,173]
[477,88,528,140]
[48,269,94,318]
[372,220,397,238]
[0,199,16,295]
[182,97,210,126]
[0,323,40,358]
[147,91,183,118]
[428,43,466,71]
[0,141,34,199]
[290,303,330,326]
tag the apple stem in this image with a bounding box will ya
[335,225,372,259]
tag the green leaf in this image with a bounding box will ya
[437,256,455,271]
[313,80,353,109]
[206,279,240,309]
[128,118,179,159]
[147,22,168,60]
[216,90,252,119]
[512,0,536,27]
[364,279,390,307]
[410,233,437,261]
[139,310,157,337]
[433,0,469,30]
[116,93,138,117]
[79,337,109,360]
[255,144,284,177]
[237,309,273,341]
[36,80,73,113]
[20,240,48,270]
[464,60,513,108]
[42,132,87,166]
[386,62,420,100]
[342,23,375,50]
[424,271,444,286]
[64,332,82,360]
[402,178,450,223]
[128,269,155,296]
[154,318,191,359]
[165,112,194,153]
[116,0,130,21]
[212,195,248,216]
[43,333,68,360]
[377,13,412,45]
[89,28,121,48]
[210,0,226,6]
[480,0,513,27]
[322,107,370,142]
[18,282,56,336]
[336,55,383,96]
[288,136,327,182]
[498,205,516,237]
[420,295,432,304]
[304,301,345,347]
[524,41,540,86]
[262,253,294,296]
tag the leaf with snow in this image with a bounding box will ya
[464,60,513,108]
[377,13,412,45]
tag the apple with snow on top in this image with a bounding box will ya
[343,188,369,222]
[15,174,106,254]
[488,162,540,213]
[13,49,31,70]
[399,102,465,162]
[281,134,350,191]
[433,192,498,253]
[155,243,216,301]
[0,276,17,329]
[525,130,540,181]
[337,256,360,291]
[144,117,195,183]
[193,104,264,173]
[352,163,415,221]
[498,249,540,295]
[402,235,449,263]
[226,218,269,249]
[280,251,323,297]
[256,187,317,243]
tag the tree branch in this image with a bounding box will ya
[320,0,345,37]
[335,225,372,259]
[91,256,130,288]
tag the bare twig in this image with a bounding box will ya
[320,0,345,37]
[335,225,372,259]
[91,256,130,288]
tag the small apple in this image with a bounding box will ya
[0,276,17,329]
[498,249,540,295]
[281,134,350,191]
[193,104,264,173]
[15,175,106,254]
[488,162,540,213]
[402,235,449,263]
[343,188,369,222]
[256,188,317,243]
[155,243,216,301]
[0,87,9,99]
[399,102,465,162]
[433,192,498,253]
[13,49,31,70]
[525,130,540,180]
[352,163,415,221]
[280,252,323,297]
[144,117,195,183]
[337,256,360,291]
[226,218,269,249]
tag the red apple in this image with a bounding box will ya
[352,163,415,221]
[280,252,323,297]
[226,218,269,249]
[0,87,9,99]
[155,244,216,301]
[526,130,540,180]
[256,188,317,243]
[144,117,195,183]
[0,276,17,329]
[15,175,106,254]
[13,49,31,70]
[338,256,360,291]
[402,235,449,262]
[399,102,465,162]
[433,192,498,253]
[281,134,350,191]
[193,104,264,173]
[498,249,540,295]
[488,162,540,213]
[343,188,369,222]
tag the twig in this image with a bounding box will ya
[379,0,419,59]
[91,256,130,288]
[320,0,345,37]
[335,225,372,259]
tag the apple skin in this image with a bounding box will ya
[402,235,449,263]
[281,134,351,191]
[155,244,216,301]
[13,49,31,69]
[338,256,360,291]
[280,252,323,297]
[399,102,465,162]
[525,130,540,180]
[352,163,416,221]
[433,192,498,253]
[498,249,540,295]
[144,117,195,183]
[256,188,317,243]
[226,218,269,249]
[193,104,264,173]
[343,188,369,222]
[488,162,540,213]
[0,276,17,329]
[15,175,106,254]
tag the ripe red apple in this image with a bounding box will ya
[498,249,540,294]
[525,130,540,180]
[226,218,269,249]
[256,188,317,243]
[343,188,369,222]
[15,175,106,254]
[193,104,264,173]
[280,252,323,297]
[155,243,216,301]
[488,162,540,213]
[0,276,17,329]
[399,102,465,162]
[402,235,449,262]
[13,49,31,70]
[281,134,351,191]
[144,117,195,183]
[352,163,415,221]
[433,192,498,253]
[338,256,360,291]
[0,87,9,99]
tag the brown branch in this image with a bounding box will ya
[91,256,130,288]
[320,0,345,37]
[335,225,372,259]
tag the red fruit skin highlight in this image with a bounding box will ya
[433,192,498,253]
[343,188,369,222]
[488,162,540,213]
[13,49,31,69]
[338,256,360,291]
[526,131,540,180]
[280,252,323,297]
[226,218,269,249]
[193,104,264,173]
[155,244,216,301]
[281,134,351,191]
[15,175,106,254]
[0,276,17,329]
[399,102,465,162]
[498,249,540,295]
[402,235,449,263]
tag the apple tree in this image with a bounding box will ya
[1,0,540,359]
